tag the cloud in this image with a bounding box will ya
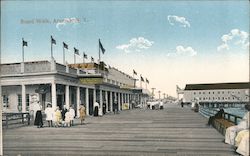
[167,15,190,28]
[167,45,197,57]
[55,17,80,31]
[116,37,154,53]
[217,29,249,51]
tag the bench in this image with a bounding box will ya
[213,118,235,135]
[2,113,30,128]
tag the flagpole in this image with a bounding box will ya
[22,38,24,62]
[98,39,100,74]
[140,75,142,89]
[51,37,53,59]
[82,52,85,63]
[74,53,76,64]
[63,46,65,65]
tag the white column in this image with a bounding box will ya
[99,89,103,116]
[121,93,124,109]
[118,92,121,111]
[65,85,70,109]
[110,91,113,112]
[85,88,89,116]
[76,87,80,117]
[51,82,57,110]
[21,84,26,112]
[105,91,108,112]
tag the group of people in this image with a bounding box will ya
[32,101,86,128]
[224,104,249,156]
[206,104,249,155]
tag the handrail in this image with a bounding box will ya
[2,112,30,128]
[199,107,243,124]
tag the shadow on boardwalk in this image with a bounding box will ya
[3,104,237,156]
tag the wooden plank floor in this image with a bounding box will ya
[3,104,238,156]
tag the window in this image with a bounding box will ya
[203,97,205,100]
[213,92,214,94]
[194,92,196,95]
[228,97,230,100]
[213,97,215,100]
[222,97,224,100]
[218,97,220,100]
[218,91,220,94]
[203,92,205,94]
[199,98,201,100]
[18,94,22,112]
[238,91,240,94]
[2,95,9,107]
[222,91,224,94]
[208,92,210,94]
[208,97,210,100]
[199,92,201,94]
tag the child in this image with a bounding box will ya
[54,107,62,127]
[64,110,71,127]
[44,104,53,127]
[69,106,75,126]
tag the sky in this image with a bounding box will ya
[1,0,249,97]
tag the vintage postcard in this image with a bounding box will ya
[0,0,249,155]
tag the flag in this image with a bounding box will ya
[63,42,68,49]
[99,39,105,54]
[74,47,79,55]
[22,39,28,47]
[91,56,94,62]
[176,85,181,91]
[133,69,137,75]
[140,75,144,82]
[83,53,87,59]
[146,78,149,84]
[51,36,56,45]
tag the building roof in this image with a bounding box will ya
[184,82,250,90]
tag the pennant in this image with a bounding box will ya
[91,56,94,62]
[99,39,105,54]
[63,42,68,49]
[51,36,56,45]
[74,47,79,55]
[140,75,144,82]
[146,78,149,84]
[83,53,87,59]
[133,70,137,75]
[22,39,28,47]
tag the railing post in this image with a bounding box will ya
[22,113,24,124]
[234,117,237,125]
[27,113,30,125]
[6,114,8,129]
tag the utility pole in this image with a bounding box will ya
[151,88,156,99]
[158,91,161,99]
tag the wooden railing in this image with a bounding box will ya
[2,113,30,128]
[223,112,242,125]
[199,107,243,124]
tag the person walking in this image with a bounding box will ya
[79,104,86,125]
[44,103,53,127]
[34,101,43,128]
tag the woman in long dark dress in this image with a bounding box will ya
[34,101,43,128]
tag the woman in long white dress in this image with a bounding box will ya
[225,104,250,145]
[236,131,249,156]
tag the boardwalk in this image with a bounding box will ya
[3,104,237,156]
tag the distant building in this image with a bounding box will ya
[0,59,150,116]
[183,82,250,107]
